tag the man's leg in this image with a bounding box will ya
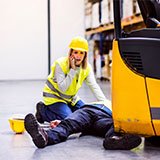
[25,108,94,148]
[103,126,142,150]
[25,113,48,148]
[47,108,95,145]
[35,102,73,123]
[25,113,68,148]
[85,109,142,150]
[84,109,113,137]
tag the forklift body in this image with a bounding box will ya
[112,0,160,136]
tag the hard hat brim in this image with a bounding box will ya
[70,47,88,52]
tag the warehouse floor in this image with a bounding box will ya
[0,80,160,160]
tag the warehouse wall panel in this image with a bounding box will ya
[50,0,85,63]
[0,0,85,80]
[0,0,48,80]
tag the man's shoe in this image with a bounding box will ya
[145,136,160,147]
[35,102,45,123]
[24,113,48,148]
[103,134,142,150]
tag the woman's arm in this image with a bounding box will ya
[85,69,106,101]
[53,64,77,92]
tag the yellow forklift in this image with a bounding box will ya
[112,0,160,137]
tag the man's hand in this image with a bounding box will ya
[69,55,76,70]
[50,120,61,128]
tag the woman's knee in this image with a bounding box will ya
[44,102,73,121]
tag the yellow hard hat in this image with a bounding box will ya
[9,114,25,134]
[69,36,89,52]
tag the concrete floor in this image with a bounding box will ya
[1,80,160,160]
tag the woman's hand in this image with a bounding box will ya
[69,55,76,70]
[50,120,61,128]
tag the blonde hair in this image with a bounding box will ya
[68,49,88,69]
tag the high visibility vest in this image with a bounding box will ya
[43,57,91,106]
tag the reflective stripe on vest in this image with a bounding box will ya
[46,80,74,99]
[43,92,77,105]
[43,92,64,100]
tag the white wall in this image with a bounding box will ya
[0,0,85,80]
[0,0,48,80]
[51,0,85,63]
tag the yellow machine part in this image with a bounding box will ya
[146,78,160,135]
[112,40,155,136]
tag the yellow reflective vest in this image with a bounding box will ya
[43,57,91,106]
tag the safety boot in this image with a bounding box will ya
[103,133,142,150]
[24,113,48,148]
[35,101,45,123]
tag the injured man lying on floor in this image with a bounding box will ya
[24,101,142,150]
